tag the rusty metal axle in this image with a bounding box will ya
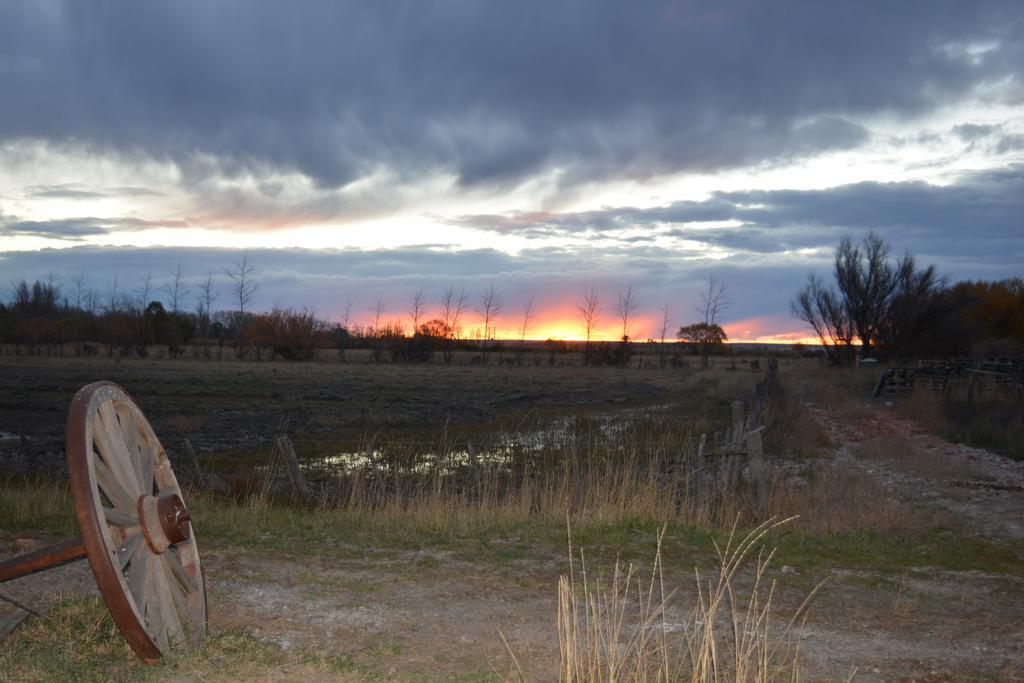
[0,539,88,584]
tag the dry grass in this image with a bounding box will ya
[227,412,769,536]
[899,385,1024,461]
[0,421,939,555]
[506,519,818,682]
[759,464,948,535]
[763,392,831,459]
[784,361,877,411]
[856,433,976,481]
[0,477,77,537]
[898,391,949,435]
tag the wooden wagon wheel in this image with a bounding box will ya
[65,381,207,663]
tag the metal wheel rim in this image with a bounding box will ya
[66,381,207,663]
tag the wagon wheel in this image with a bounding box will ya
[66,381,207,663]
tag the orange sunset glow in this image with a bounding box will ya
[354,306,817,344]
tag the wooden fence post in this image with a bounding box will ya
[745,427,766,503]
[275,435,310,501]
[731,401,745,445]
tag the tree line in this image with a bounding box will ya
[792,232,1024,364]
[0,248,741,366]
[2,237,1019,365]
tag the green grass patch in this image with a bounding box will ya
[0,595,361,682]
[771,528,1024,574]
[4,483,1021,580]
[0,479,78,539]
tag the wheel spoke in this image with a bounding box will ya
[103,506,139,529]
[138,443,157,496]
[145,557,174,652]
[113,402,147,493]
[94,456,137,513]
[117,534,143,571]
[94,402,142,498]
[154,622,170,653]
[161,557,195,618]
[164,549,199,594]
[143,553,166,649]
[154,556,185,646]
[128,548,151,616]
[163,556,196,639]
[140,442,156,496]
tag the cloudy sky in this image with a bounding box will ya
[1,1,1022,341]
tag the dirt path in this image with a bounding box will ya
[807,401,1024,546]
[797,400,1024,680]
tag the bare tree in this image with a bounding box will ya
[226,254,258,315]
[371,297,386,363]
[578,286,601,366]
[791,274,855,364]
[137,273,153,310]
[70,274,89,311]
[698,275,729,327]
[134,273,153,352]
[657,304,673,369]
[409,289,427,334]
[519,298,535,342]
[337,299,353,361]
[372,298,385,333]
[793,232,947,363]
[104,276,121,314]
[162,265,188,315]
[83,288,99,316]
[478,283,502,363]
[696,275,729,368]
[615,284,639,341]
[103,276,120,358]
[517,297,535,365]
[196,271,220,359]
[226,254,257,358]
[161,265,188,356]
[440,285,470,365]
[69,274,90,354]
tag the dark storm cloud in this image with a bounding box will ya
[995,134,1024,153]
[457,166,1024,270]
[3,218,108,240]
[0,1,1020,191]
[27,185,108,200]
[1,215,189,240]
[952,123,1001,141]
[950,123,1024,155]
[24,184,165,200]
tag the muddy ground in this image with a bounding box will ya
[0,354,729,478]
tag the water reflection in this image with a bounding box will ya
[306,404,674,476]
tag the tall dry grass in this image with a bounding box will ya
[209,399,932,540]
[758,464,947,535]
[505,519,819,682]
[899,385,1024,461]
[233,413,765,534]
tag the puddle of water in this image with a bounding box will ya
[302,404,679,476]
[0,432,22,441]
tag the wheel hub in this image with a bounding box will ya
[138,491,191,554]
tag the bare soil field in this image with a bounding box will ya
[1,357,1023,680]
[0,354,739,478]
